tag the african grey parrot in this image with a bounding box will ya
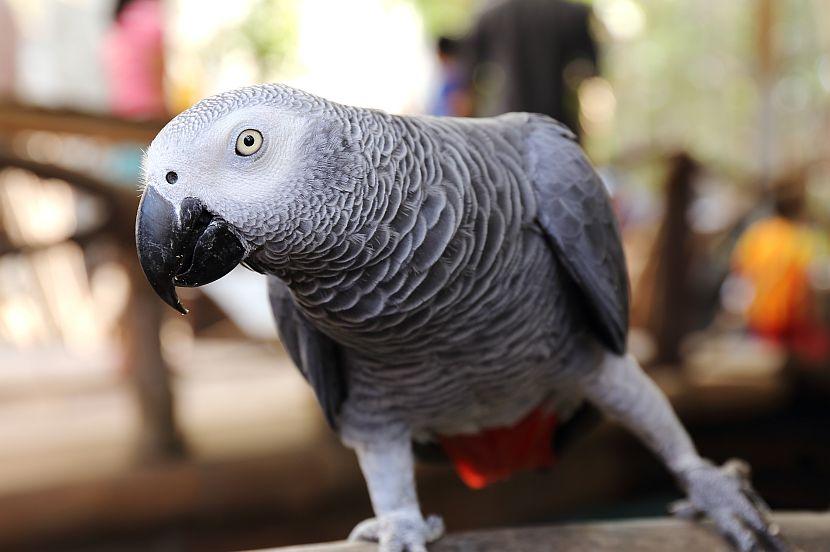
[135,84,786,552]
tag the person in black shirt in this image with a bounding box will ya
[460,0,599,138]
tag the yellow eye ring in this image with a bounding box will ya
[235,129,263,156]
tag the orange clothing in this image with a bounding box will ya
[732,217,818,339]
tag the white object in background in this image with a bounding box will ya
[201,266,277,340]
[11,0,109,110]
[290,0,430,114]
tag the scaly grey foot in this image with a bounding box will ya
[348,511,445,552]
[671,459,794,552]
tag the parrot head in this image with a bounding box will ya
[136,85,364,314]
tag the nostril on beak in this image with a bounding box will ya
[165,171,178,184]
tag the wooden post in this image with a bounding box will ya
[112,182,187,461]
[635,153,698,366]
[122,252,188,461]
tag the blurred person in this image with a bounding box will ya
[0,0,15,99]
[102,0,166,119]
[430,36,472,117]
[459,0,598,137]
[730,172,830,362]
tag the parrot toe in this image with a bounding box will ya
[348,511,444,552]
[348,517,381,542]
[673,459,795,552]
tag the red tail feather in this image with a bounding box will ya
[438,408,557,489]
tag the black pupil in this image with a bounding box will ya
[243,134,255,147]
[165,171,178,184]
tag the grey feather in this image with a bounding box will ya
[267,276,345,428]
[525,115,629,354]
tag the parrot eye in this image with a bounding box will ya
[235,129,263,156]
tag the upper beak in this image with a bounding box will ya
[135,186,247,314]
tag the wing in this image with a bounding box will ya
[527,118,629,354]
[267,276,346,428]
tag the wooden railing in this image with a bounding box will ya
[0,101,165,142]
[268,513,828,551]
[0,105,185,461]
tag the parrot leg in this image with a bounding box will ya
[345,429,445,552]
[579,352,790,552]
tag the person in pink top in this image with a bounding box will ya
[103,0,166,119]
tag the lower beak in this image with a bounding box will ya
[135,186,246,314]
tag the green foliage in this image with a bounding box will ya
[240,0,297,77]
[408,0,477,38]
[218,0,298,80]
[595,0,829,182]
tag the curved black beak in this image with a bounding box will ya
[135,186,246,314]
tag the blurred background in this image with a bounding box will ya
[0,0,828,550]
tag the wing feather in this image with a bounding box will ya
[267,276,346,428]
[527,117,629,354]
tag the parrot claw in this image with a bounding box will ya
[674,459,796,552]
[348,512,444,552]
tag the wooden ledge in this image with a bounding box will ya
[265,512,828,551]
[0,101,166,143]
